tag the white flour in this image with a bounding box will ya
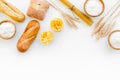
[0,22,15,38]
[110,32,120,48]
[85,0,103,16]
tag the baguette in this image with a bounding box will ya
[0,0,25,22]
[17,20,40,53]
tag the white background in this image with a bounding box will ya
[0,0,120,80]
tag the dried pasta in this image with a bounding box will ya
[40,31,53,45]
[50,18,64,32]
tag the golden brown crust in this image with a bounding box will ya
[17,20,40,53]
[108,30,120,50]
[27,0,49,20]
[84,0,105,17]
[0,0,25,22]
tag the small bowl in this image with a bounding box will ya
[84,0,105,17]
[0,20,16,40]
[108,30,120,50]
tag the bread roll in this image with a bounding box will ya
[27,0,49,20]
[17,20,40,53]
[0,0,25,22]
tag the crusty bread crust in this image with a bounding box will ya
[17,20,40,52]
[0,0,25,22]
[27,0,49,20]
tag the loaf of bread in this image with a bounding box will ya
[0,0,25,22]
[27,0,49,20]
[17,20,40,53]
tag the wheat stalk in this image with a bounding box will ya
[47,0,80,29]
[96,9,120,40]
[92,0,120,35]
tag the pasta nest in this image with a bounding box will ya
[50,18,64,32]
[40,31,53,45]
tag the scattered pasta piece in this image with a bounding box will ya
[40,31,53,45]
[50,18,64,32]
